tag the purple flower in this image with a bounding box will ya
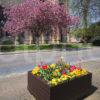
[61,70,66,74]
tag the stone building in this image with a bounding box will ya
[0,0,70,44]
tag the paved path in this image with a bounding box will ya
[0,47,100,77]
[0,60,100,100]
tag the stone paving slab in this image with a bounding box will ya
[0,60,100,100]
[0,74,35,100]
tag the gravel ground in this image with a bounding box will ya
[0,60,100,100]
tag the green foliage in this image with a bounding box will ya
[16,44,81,51]
[71,22,100,38]
[1,40,14,45]
[88,22,100,37]
[92,36,100,46]
[0,43,88,52]
[71,28,84,37]
[16,45,36,50]
[0,40,15,52]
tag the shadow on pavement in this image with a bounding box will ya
[79,85,98,100]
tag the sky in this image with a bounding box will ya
[69,0,100,23]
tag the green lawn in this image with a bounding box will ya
[16,43,91,51]
[0,43,92,52]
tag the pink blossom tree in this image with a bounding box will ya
[4,0,78,42]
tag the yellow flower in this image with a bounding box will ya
[52,71,58,77]
[50,64,56,68]
[62,77,68,81]
[52,78,57,82]
[57,78,62,82]
[70,72,75,75]
[32,66,40,75]
[76,73,81,77]
[50,78,58,85]
[81,69,88,75]
[35,66,40,70]
[55,69,60,72]
[69,69,82,78]
[32,70,38,75]
[60,74,68,81]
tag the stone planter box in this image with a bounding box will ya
[28,71,92,100]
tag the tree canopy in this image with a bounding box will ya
[71,22,100,38]
[4,0,78,36]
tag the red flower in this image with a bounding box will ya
[42,65,48,70]
[70,69,73,72]
[71,65,76,69]
[38,64,41,67]
[70,65,76,72]
[77,67,81,70]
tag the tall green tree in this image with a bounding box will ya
[70,0,100,35]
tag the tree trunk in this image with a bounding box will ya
[82,0,90,32]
